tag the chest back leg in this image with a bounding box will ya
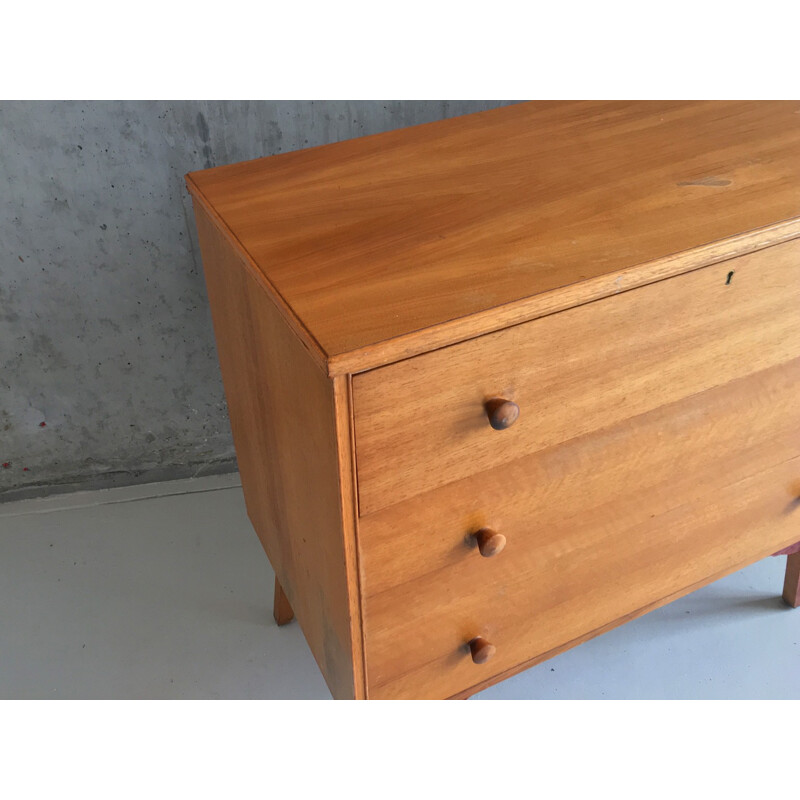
[783,552,800,608]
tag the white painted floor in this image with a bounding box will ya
[1,474,798,699]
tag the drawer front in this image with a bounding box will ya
[359,360,800,699]
[353,240,800,515]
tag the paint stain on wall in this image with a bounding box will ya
[196,111,214,169]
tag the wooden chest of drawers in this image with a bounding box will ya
[186,101,800,699]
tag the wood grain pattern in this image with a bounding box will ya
[360,360,800,597]
[186,101,800,373]
[193,202,364,699]
[784,553,800,608]
[359,360,800,698]
[329,219,800,375]
[448,542,800,699]
[353,240,800,515]
[367,455,800,700]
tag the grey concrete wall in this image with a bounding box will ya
[1,101,514,500]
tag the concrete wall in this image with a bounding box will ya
[1,101,514,500]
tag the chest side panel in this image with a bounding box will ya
[193,202,363,699]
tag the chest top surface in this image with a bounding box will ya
[186,101,800,373]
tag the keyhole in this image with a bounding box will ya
[725,270,735,285]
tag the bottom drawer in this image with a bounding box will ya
[359,361,800,699]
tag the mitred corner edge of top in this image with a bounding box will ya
[184,172,332,375]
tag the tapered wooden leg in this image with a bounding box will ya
[273,576,295,625]
[784,553,800,608]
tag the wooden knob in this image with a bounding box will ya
[485,398,519,430]
[469,636,496,664]
[475,528,506,557]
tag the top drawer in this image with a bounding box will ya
[353,239,800,515]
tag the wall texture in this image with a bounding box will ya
[0,101,514,500]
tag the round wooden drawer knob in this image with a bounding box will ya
[469,636,496,665]
[485,398,519,430]
[475,527,506,557]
